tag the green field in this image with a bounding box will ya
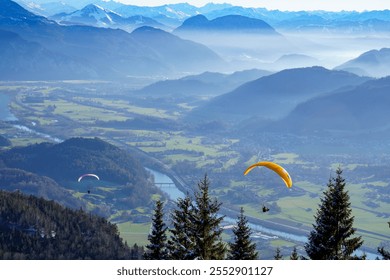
[117,222,150,246]
[3,82,389,255]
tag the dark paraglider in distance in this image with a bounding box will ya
[262,205,270,213]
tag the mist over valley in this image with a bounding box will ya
[1,0,390,259]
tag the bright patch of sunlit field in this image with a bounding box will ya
[117,222,150,246]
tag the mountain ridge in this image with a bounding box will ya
[0,167,86,209]
[0,0,226,80]
[174,14,279,34]
[185,66,371,123]
[0,137,162,217]
[270,76,390,135]
[0,137,150,184]
[15,1,390,33]
[335,48,390,78]
[133,68,272,97]
[0,29,100,80]
[50,3,165,31]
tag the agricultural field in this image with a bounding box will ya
[117,222,150,247]
[1,81,389,256]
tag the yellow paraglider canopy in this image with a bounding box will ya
[244,161,292,188]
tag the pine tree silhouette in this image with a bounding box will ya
[228,207,258,260]
[144,199,168,260]
[305,168,363,259]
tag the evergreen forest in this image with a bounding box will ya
[0,190,144,259]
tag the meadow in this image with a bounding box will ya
[1,81,389,256]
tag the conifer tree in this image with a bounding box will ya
[227,207,258,260]
[130,243,144,260]
[290,247,299,260]
[168,194,196,259]
[191,174,226,259]
[144,199,168,260]
[274,247,283,260]
[378,221,390,260]
[378,247,390,260]
[305,168,363,259]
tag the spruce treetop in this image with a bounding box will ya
[305,168,363,260]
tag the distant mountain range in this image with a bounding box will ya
[112,2,200,28]
[186,66,371,123]
[174,14,279,35]
[16,1,390,33]
[133,68,272,97]
[5,0,390,80]
[50,4,165,31]
[271,12,390,33]
[131,25,225,73]
[0,0,225,80]
[335,48,390,78]
[0,29,99,80]
[172,14,292,68]
[273,54,320,71]
[225,71,390,141]
[17,0,77,16]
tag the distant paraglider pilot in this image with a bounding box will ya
[78,173,99,194]
[262,205,270,213]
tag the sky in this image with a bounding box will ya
[116,0,390,11]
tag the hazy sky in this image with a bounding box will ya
[117,0,389,11]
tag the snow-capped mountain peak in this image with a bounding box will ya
[52,3,123,27]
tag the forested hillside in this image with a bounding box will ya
[0,137,149,184]
[0,135,11,147]
[0,190,136,259]
[0,168,85,209]
[0,137,163,217]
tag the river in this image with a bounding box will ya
[0,97,337,248]
[12,124,62,143]
[148,168,380,259]
[147,169,308,242]
[0,93,17,121]
[0,92,62,143]
[0,92,380,259]
[147,168,185,202]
